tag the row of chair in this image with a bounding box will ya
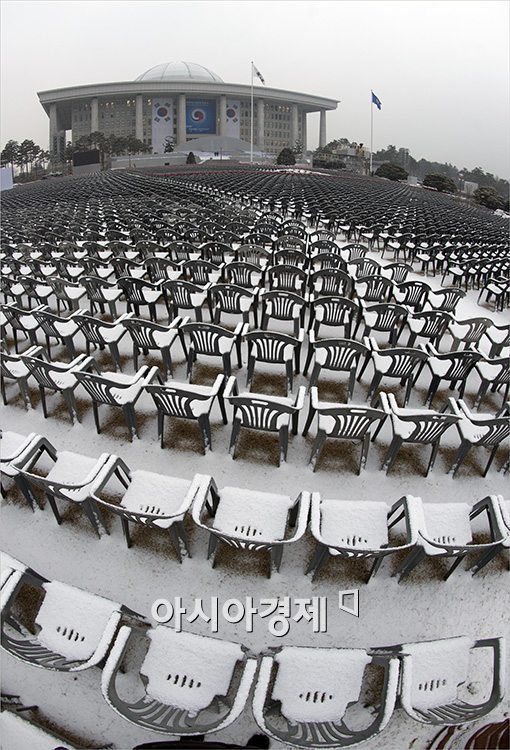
[2,430,509,578]
[1,557,505,747]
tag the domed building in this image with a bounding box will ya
[37,61,338,162]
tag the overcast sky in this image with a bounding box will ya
[1,0,509,177]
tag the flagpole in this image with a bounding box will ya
[250,61,254,164]
[369,92,374,176]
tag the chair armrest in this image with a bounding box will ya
[445,397,462,416]
[285,491,311,542]
[115,312,135,323]
[294,386,306,411]
[73,355,97,373]
[142,366,161,386]
[190,474,215,525]
[223,375,238,400]
[309,386,319,410]
[308,492,322,540]
[210,373,226,396]
[377,392,392,414]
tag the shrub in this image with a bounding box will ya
[423,173,456,193]
[276,148,296,165]
[473,186,506,210]
[375,163,408,181]
[186,152,196,164]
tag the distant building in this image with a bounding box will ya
[462,181,479,195]
[37,61,338,163]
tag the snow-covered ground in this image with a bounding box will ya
[1,241,509,750]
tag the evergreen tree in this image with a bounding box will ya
[276,147,296,165]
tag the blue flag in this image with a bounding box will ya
[371,91,382,110]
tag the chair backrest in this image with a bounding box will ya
[381,263,412,284]
[342,243,367,261]
[144,256,180,282]
[201,241,230,265]
[118,277,159,304]
[146,382,210,418]
[261,291,306,322]
[394,281,431,310]
[182,322,234,356]
[450,317,493,345]
[81,276,116,301]
[310,268,352,296]
[355,275,394,303]
[348,257,380,279]
[245,330,298,363]
[74,370,138,406]
[236,244,271,267]
[163,279,202,307]
[371,346,428,378]
[363,303,408,332]
[183,259,221,285]
[318,404,386,439]
[229,394,297,430]
[209,283,254,313]
[312,338,368,371]
[393,410,459,444]
[430,350,482,381]
[225,261,262,288]
[409,311,451,339]
[20,355,72,390]
[267,265,307,294]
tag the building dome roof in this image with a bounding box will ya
[136,61,223,83]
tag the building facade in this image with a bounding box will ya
[37,61,338,162]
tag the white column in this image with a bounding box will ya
[319,109,327,148]
[290,104,299,148]
[49,103,58,159]
[219,94,227,136]
[91,97,99,133]
[135,94,143,141]
[302,112,307,152]
[257,98,265,150]
[177,94,186,144]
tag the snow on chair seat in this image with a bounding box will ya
[374,392,459,476]
[1,431,57,512]
[20,350,96,424]
[18,447,123,536]
[252,645,399,748]
[146,374,227,453]
[0,344,44,409]
[306,494,419,582]
[302,388,386,473]
[446,398,510,477]
[471,496,510,575]
[75,364,159,441]
[192,476,310,577]
[395,636,505,725]
[102,625,257,735]
[224,376,306,466]
[303,335,368,401]
[93,466,204,561]
[393,497,507,581]
[1,571,122,671]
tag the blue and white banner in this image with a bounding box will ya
[226,100,240,139]
[152,100,174,154]
[186,99,216,135]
